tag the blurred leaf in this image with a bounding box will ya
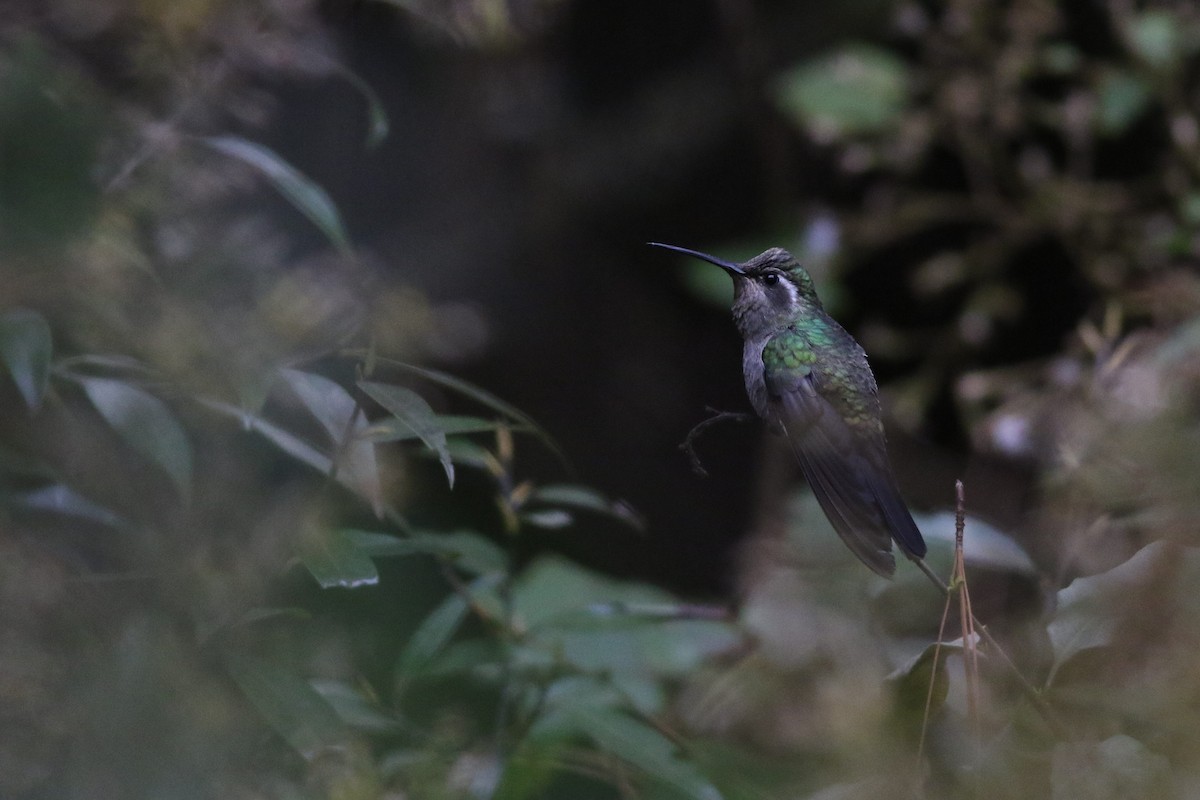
[444,438,497,471]
[9,483,123,528]
[1041,42,1083,75]
[56,353,154,376]
[79,377,192,502]
[885,636,975,721]
[423,638,505,679]
[911,511,1036,575]
[1046,541,1172,685]
[230,607,312,628]
[203,136,352,254]
[529,706,722,800]
[202,398,386,511]
[491,738,561,800]
[530,484,644,530]
[302,525,380,589]
[223,651,349,760]
[366,359,567,468]
[346,528,510,574]
[513,557,741,693]
[311,680,403,733]
[359,380,454,488]
[1095,70,1151,136]
[0,309,51,409]
[1125,11,1182,70]
[396,575,504,681]
[521,509,574,529]
[199,398,331,475]
[804,780,896,800]
[774,44,909,139]
[362,414,511,442]
[1051,735,1169,800]
[280,369,382,515]
[279,368,360,441]
[331,62,390,148]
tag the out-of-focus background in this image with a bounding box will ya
[3,1,1200,798]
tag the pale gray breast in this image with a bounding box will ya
[741,336,773,423]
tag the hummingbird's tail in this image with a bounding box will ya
[778,416,927,578]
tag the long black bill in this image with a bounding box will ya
[648,242,745,275]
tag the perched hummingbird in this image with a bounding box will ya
[651,242,927,577]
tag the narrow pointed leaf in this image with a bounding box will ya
[0,309,52,409]
[360,358,568,468]
[10,483,124,528]
[530,484,644,530]
[203,136,351,254]
[280,369,382,516]
[358,380,454,487]
[201,398,388,511]
[530,706,723,800]
[199,397,332,475]
[345,528,509,574]
[223,651,349,760]
[79,377,192,502]
[331,62,390,148]
[521,509,574,529]
[361,414,514,442]
[311,679,403,733]
[397,573,504,680]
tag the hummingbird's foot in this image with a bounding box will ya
[679,407,756,477]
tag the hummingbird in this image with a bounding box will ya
[651,242,927,577]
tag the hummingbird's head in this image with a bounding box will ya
[649,243,823,339]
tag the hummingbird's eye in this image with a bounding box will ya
[763,272,780,286]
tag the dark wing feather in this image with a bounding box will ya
[764,360,926,577]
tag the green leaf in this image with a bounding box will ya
[223,651,349,760]
[359,358,568,469]
[512,557,741,692]
[201,397,386,513]
[1095,70,1151,136]
[910,511,1036,575]
[330,62,390,148]
[774,44,909,140]
[0,309,51,409]
[1125,10,1182,70]
[199,397,332,475]
[346,528,509,574]
[280,369,382,516]
[362,414,514,442]
[203,136,352,254]
[358,380,454,488]
[521,509,574,529]
[884,636,974,721]
[530,706,722,800]
[530,484,644,530]
[1046,541,1168,686]
[1051,735,1169,800]
[10,483,123,528]
[301,525,380,589]
[395,575,504,680]
[79,377,192,502]
[310,679,403,733]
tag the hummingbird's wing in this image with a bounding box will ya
[761,334,926,577]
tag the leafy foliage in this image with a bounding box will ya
[4,0,1200,798]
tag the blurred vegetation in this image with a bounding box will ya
[2,0,1200,799]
